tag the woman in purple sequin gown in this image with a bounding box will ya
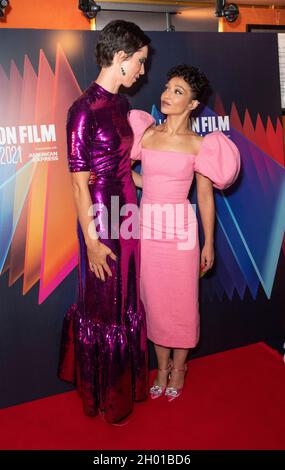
[58,21,151,423]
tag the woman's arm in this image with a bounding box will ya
[196,173,215,273]
[70,172,116,282]
[70,171,95,245]
[132,170,142,188]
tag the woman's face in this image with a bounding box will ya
[121,46,148,87]
[160,76,195,115]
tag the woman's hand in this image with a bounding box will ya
[86,239,117,282]
[200,243,214,274]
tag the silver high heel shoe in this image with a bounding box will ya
[149,362,173,400]
[165,364,188,402]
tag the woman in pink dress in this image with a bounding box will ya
[129,64,240,401]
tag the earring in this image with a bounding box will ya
[121,66,126,76]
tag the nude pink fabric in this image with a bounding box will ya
[129,110,240,348]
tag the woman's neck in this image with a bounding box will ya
[163,114,191,135]
[95,68,121,94]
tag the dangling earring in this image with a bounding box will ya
[121,66,126,76]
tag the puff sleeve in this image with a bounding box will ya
[66,101,92,172]
[194,131,240,189]
[128,109,155,160]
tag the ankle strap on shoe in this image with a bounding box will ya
[158,362,172,372]
[171,365,187,372]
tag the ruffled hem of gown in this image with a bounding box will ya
[58,303,148,423]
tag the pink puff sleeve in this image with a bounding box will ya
[128,109,155,160]
[194,131,240,189]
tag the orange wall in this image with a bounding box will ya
[0,0,90,29]
[222,6,285,32]
[2,2,285,33]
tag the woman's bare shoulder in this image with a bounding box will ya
[142,123,158,139]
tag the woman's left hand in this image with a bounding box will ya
[200,243,215,274]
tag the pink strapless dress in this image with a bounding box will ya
[129,110,240,348]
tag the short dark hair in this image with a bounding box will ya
[96,20,151,67]
[167,64,209,101]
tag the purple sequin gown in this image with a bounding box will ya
[58,82,148,423]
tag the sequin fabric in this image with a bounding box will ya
[58,82,148,423]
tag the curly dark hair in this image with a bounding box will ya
[167,64,209,101]
[96,20,151,67]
